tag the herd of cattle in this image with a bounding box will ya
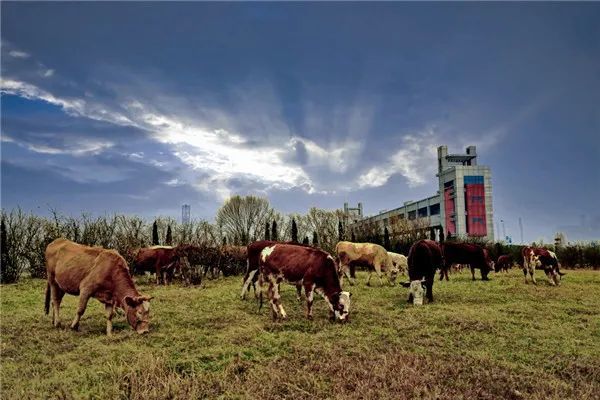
[42,237,565,335]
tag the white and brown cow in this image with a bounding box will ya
[336,241,398,286]
[522,247,565,286]
[388,251,408,275]
[401,239,442,305]
[258,244,351,322]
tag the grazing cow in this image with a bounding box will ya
[44,238,153,335]
[441,242,493,281]
[495,255,513,273]
[241,241,305,300]
[336,241,398,286]
[401,240,442,305]
[258,244,351,322]
[388,252,408,275]
[133,246,180,284]
[521,247,564,286]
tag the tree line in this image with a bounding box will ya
[2,195,599,283]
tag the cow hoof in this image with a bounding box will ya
[70,324,79,331]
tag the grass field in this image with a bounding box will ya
[1,269,599,399]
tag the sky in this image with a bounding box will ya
[1,2,599,243]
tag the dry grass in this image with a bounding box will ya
[1,269,599,399]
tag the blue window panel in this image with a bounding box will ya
[464,175,484,184]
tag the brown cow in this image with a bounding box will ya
[241,240,305,300]
[401,239,442,305]
[336,241,398,286]
[259,244,351,322]
[495,255,513,273]
[44,238,153,335]
[133,245,180,284]
[441,242,493,281]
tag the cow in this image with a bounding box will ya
[521,247,565,286]
[388,252,408,275]
[132,246,181,284]
[401,239,442,305]
[241,240,305,300]
[44,238,153,335]
[441,242,493,281]
[495,254,513,273]
[258,244,351,322]
[335,241,398,286]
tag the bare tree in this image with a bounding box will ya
[216,195,273,246]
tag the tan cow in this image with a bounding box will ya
[335,241,398,286]
[387,252,407,275]
[44,238,153,335]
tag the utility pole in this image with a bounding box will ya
[518,217,524,244]
[501,219,506,240]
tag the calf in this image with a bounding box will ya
[259,244,351,322]
[336,241,398,286]
[495,255,513,273]
[44,238,153,335]
[522,247,565,286]
[401,240,442,305]
[441,242,493,281]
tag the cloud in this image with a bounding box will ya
[357,129,439,188]
[1,133,114,156]
[8,50,30,59]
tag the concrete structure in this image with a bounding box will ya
[182,204,191,224]
[347,145,494,241]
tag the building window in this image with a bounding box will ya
[408,210,416,220]
[418,207,428,218]
[429,204,440,215]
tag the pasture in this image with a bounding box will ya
[1,269,599,399]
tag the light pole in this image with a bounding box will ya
[500,219,506,241]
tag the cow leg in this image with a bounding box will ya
[296,282,303,301]
[268,275,286,321]
[105,303,115,336]
[71,291,92,331]
[304,282,315,320]
[240,269,257,300]
[425,277,434,303]
[471,266,476,281]
[444,268,449,281]
[50,284,65,328]
[529,265,537,285]
[545,270,556,286]
[523,267,528,284]
[366,270,372,286]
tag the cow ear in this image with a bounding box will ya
[124,296,139,307]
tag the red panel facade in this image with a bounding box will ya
[465,182,487,236]
[444,185,456,235]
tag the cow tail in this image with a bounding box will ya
[44,282,51,315]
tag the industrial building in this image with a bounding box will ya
[346,145,494,241]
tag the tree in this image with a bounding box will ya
[271,220,278,241]
[351,230,356,242]
[291,219,298,243]
[439,230,445,243]
[338,220,344,242]
[166,225,173,246]
[264,221,271,241]
[384,226,391,250]
[302,236,309,245]
[312,231,318,246]
[152,221,159,245]
[216,195,273,245]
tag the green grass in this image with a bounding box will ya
[1,269,599,399]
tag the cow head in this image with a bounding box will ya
[331,291,351,322]
[401,280,426,305]
[124,295,153,334]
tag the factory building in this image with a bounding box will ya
[346,145,494,241]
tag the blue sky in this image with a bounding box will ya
[1,3,599,242]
